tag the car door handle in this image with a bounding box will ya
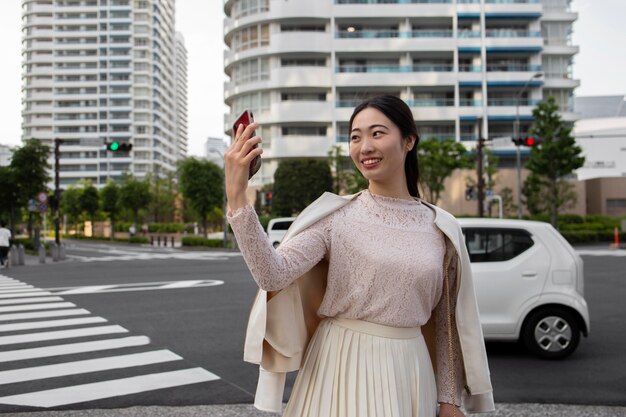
[522,271,538,278]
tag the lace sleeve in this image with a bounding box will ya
[227,204,332,292]
[434,252,465,407]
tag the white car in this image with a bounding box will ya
[459,218,589,359]
[267,217,295,248]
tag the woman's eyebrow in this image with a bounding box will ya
[351,123,389,133]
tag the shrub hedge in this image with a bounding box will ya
[181,237,224,248]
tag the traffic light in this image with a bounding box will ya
[266,192,273,206]
[512,137,541,147]
[106,141,132,152]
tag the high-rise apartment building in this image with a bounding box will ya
[223,0,578,187]
[21,0,187,188]
[174,31,188,161]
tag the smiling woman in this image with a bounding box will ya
[224,95,494,416]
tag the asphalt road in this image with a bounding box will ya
[0,240,624,413]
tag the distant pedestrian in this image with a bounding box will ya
[0,222,11,269]
[129,224,136,238]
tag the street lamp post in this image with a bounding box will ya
[514,72,542,219]
[209,147,228,249]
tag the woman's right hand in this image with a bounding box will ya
[224,122,263,212]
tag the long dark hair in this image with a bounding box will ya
[348,95,421,198]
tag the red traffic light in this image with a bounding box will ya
[513,137,540,147]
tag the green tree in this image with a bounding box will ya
[0,167,18,231]
[273,159,333,216]
[60,186,83,235]
[327,145,368,194]
[100,180,120,239]
[178,158,223,235]
[525,97,585,226]
[148,172,177,223]
[9,139,50,235]
[119,175,151,225]
[418,138,473,204]
[79,181,99,229]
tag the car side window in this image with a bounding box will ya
[271,221,293,231]
[463,228,534,263]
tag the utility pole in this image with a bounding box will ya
[54,138,62,245]
[476,137,485,218]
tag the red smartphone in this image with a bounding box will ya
[233,110,262,179]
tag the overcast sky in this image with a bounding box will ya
[1,0,624,155]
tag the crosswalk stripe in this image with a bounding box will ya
[0,302,76,313]
[0,297,64,306]
[0,316,107,333]
[0,367,220,408]
[0,309,90,322]
[0,349,181,385]
[0,284,33,289]
[0,292,53,300]
[0,336,151,363]
[0,288,40,294]
[0,325,128,346]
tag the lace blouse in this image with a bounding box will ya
[227,189,464,406]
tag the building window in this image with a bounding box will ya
[281,126,327,136]
[231,0,268,19]
[232,58,269,85]
[232,92,270,116]
[281,58,326,67]
[607,199,626,209]
[232,24,269,52]
[281,92,326,101]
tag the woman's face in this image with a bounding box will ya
[349,107,414,187]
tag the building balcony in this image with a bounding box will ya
[542,77,580,89]
[224,66,332,101]
[487,98,541,107]
[262,135,335,159]
[335,30,453,39]
[541,9,577,22]
[335,0,453,4]
[335,65,456,87]
[542,43,579,56]
[332,2,453,18]
[335,35,454,53]
[224,32,333,67]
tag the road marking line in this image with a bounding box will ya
[0,317,107,333]
[57,285,117,295]
[0,349,181,385]
[0,336,150,363]
[159,280,204,289]
[46,280,224,295]
[0,302,76,313]
[0,292,53,300]
[0,284,32,289]
[0,367,220,407]
[0,325,127,346]
[0,297,64,306]
[0,309,90,322]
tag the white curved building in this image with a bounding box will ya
[223,0,579,187]
[21,0,187,188]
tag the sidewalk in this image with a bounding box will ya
[3,403,626,417]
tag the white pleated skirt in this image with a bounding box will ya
[283,317,437,417]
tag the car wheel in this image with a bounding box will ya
[522,307,580,359]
